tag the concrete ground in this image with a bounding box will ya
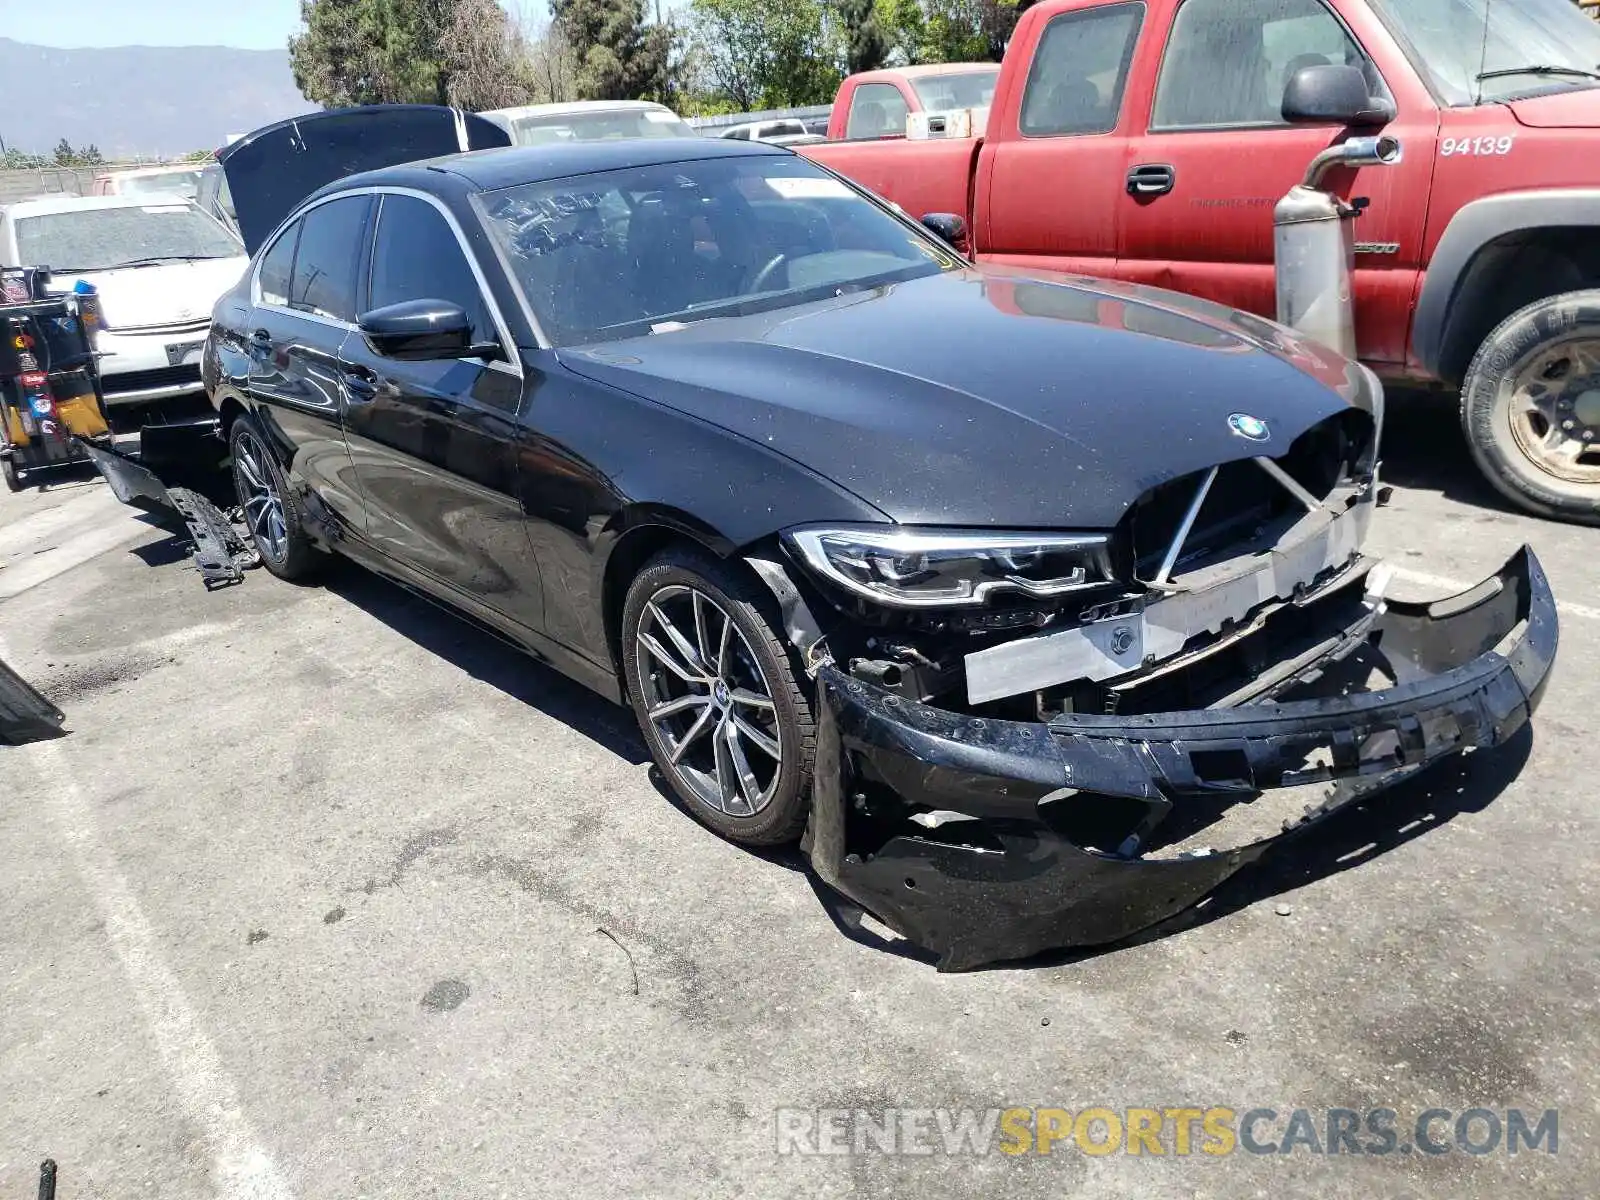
[1,393,1595,1198]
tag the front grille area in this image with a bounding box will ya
[102,363,202,396]
[1121,411,1373,577]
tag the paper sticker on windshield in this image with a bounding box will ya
[763,177,854,200]
[140,204,189,213]
[644,110,680,123]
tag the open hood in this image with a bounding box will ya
[219,105,512,254]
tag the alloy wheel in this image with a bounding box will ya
[1505,334,1600,486]
[232,429,288,561]
[634,584,784,818]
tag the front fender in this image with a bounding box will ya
[1414,188,1600,380]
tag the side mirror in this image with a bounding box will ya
[1283,64,1394,128]
[358,299,475,361]
[921,212,969,253]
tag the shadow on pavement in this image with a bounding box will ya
[1379,388,1528,519]
[323,560,650,765]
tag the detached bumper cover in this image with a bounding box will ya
[804,547,1557,971]
[1,656,64,745]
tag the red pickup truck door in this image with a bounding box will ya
[1114,0,1436,366]
[978,0,1147,277]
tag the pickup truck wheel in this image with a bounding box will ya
[622,548,815,848]
[1,457,20,493]
[228,416,322,580]
[1461,291,1600,525]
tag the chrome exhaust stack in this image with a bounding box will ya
[1274,135,1402,359]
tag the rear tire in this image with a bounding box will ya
[1,457,20,493]
[621,547,815,847]
[1460,290,1600,525]
[228,415,322,580]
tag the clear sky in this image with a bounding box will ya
[0,0,559,50]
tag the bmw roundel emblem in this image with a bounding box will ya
[1228,412,1270,442]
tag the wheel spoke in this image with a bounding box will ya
[730,688,775,711]
[669,704,716,766]
[692,592,714,668]
[638,630,701,685]
[731,712,780,760]
[711,719,739,813]
[648,602,708,679]
[723,719,764,811]
[235,449,263,491]
[649,693,710,722]
[715,611,732,675]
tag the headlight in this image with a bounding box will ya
[782,525,1114,609]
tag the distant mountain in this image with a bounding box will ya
[0,38,314,160]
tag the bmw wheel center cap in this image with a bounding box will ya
[1228,412,1270,442]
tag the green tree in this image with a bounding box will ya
[921,0,1018,62]
[2,149,51,169]
[552,0,672,101]
[876,0,925,65]
[290,0,532,108]
[690,0,841,110]
[53,138,76,166]
[838,0,888,74]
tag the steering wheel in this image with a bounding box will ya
[748,253,789,294]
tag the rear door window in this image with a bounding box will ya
[257,221,299,307]
[368,194,496,347]
[1019,3,1145,137]
[287,195,371,322]
[846,84,910,139]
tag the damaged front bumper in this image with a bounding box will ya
[803,547,1557,971]
[1,655,64,745]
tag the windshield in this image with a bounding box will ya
[117,169,204,200]
[509,108,697,144]
[1370,0,1600,104]
[477,155,960,346]
[910,69,1001,110]
[14,203,243,273]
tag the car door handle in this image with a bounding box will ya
[1127,164,1176,197]
[342,372,378,403]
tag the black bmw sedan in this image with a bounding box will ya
[204,128,1555,969]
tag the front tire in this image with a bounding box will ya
[1460,290,1600,524]
[228,415,322,580]
[1,457,21,493]
[621,548,815,847]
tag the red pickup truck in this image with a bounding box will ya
[802,0,1600,524]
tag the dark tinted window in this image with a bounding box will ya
[478,155,958,347]
[258,220,298,307]
[368,194,495,346]
[1020,4,1144,136]
[288,196,369,322]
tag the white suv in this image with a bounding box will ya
[1,195,248,407]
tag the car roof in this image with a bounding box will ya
[2,194,198,218]
[480,100,677,120]
[318,137,787,197]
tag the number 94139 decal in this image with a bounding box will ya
[1441,135,1515,157]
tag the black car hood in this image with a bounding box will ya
[560,268,1370,529]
